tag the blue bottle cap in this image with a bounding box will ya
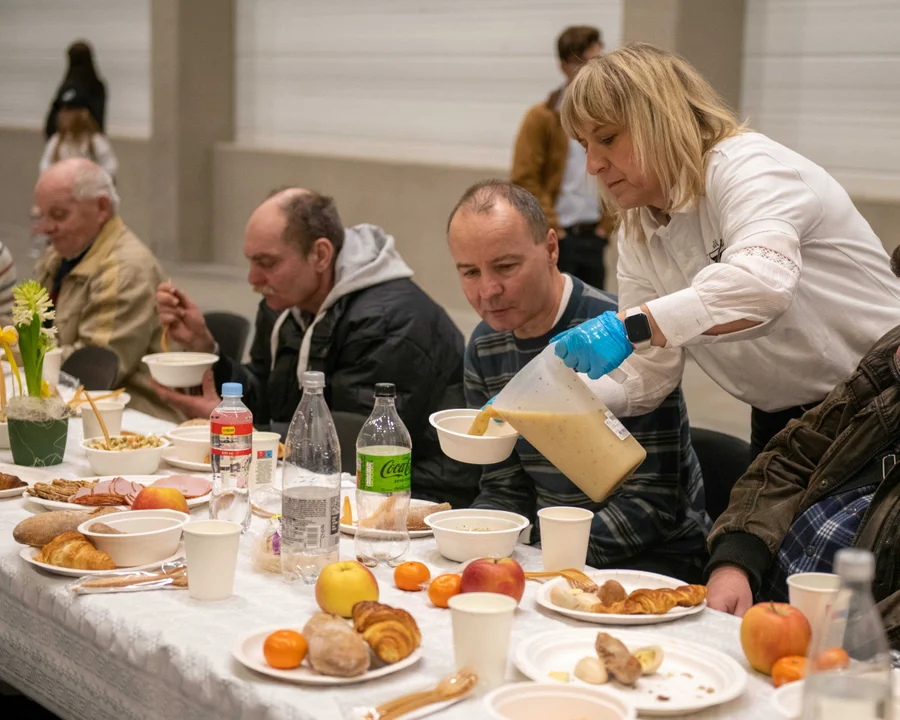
[221,382,243,397]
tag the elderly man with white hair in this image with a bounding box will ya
[33,157,176,420]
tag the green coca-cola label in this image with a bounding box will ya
[356,451,411,493]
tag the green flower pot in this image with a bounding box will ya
[8,417,69,467]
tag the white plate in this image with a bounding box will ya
[535,569,707,626]
[20,545,184,577]
[0,464,46,498]
[339,489,435,538]
[232,624,423,685]
[515,629,747,717]
[22,475,211,510]
[162,451,212,473]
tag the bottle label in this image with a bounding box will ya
[211,422,253,437]
[604,410,631,441]
[356,451,412,493]
[282,494,340,550]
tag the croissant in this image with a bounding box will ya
[352,601,421,663]
[35,531,116,570]
[668,584,708,607]
[621,589,679,615]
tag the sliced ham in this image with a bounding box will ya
[72,477,145,505]
[151,475,212,499]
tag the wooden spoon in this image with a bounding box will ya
[364,668,479,720]
[84,391,112,451]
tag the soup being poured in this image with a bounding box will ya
[467,406,501,436]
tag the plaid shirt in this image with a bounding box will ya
[763,483,877,602]
[464,276,710,570]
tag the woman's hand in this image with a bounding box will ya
[552,311,633,379]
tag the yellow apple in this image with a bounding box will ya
[315,560,379,617]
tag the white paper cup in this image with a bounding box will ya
[182,519,241,600]
[42,347,62,386]
[787,572,841,645]
[538,506,593,572]
[250,431,280,491]
[81,400,124,440]
[449,592,517,692]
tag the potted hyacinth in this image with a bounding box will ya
[2,280,71,466]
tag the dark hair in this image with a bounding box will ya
[447,179,549,244]
[557,26,602,64]
[892,245,900,278]
[63,41,103,90]
[278,191,345,257]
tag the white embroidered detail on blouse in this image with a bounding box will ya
[733,246,800,278]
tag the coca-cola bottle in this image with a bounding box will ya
[354,383,411,567]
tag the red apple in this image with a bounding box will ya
[460,557,526,604]
[740,602,811,674]
[131,486,189,514]
[315,560,379,617]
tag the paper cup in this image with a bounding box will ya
[449,592,517,692]
[250,431,280,491]
[81,400,124,440]
[538,506,593,572]
[182,519,241,600]
[787,572,841,645]
[42,347,62,387]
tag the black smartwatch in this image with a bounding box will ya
[623,308,653,351]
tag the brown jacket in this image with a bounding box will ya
[511,89,569,230]
[35,216,180,422]
[707,324,900,646]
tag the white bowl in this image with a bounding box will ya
[165,425,211,463]
[485,682,636,720]
[425,508,529,562]
[142,352,219,388]
[0,420,8,449]
[81,436,171,476]
[78,509,189,567]
[429,409,519,465]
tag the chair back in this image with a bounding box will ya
[691,427,751,522]
[60,345,119,391]
[204,312,251,364]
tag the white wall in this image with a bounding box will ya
[0,0,151,137]
[742,0,900,202]
[236,0,622,168]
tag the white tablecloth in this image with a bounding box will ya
[0,409,779,719]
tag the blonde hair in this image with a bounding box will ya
[560,42,747,239]
[53,108,99,164]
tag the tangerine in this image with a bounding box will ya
[394,561,431,591]
[427,573,462,608]
[814,647,850,671]
[263,629,307,669]
[772,655,806,687]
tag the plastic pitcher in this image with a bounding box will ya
[490,345,646,502]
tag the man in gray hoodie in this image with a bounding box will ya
[154,188,476,507]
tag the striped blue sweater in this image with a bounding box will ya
[464,276,710,571]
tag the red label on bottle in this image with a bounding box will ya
[211,422,253,436]
[210,447,252,457]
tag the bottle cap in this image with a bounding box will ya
[375,383,396,398]
[835,548,875,583]
[302,371,325,389]
[221,382,243,397]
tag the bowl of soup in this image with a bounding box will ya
[425,508,530,562]
[429,409,519,465]
[142,352,219,388]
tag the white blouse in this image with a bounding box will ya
[596,132,900,415]
[40,133,118,179]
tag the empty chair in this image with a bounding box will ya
[204,312,251,364]
[60,345,119,391]
[690,427,751,522]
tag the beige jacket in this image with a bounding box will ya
[35,216,180,422]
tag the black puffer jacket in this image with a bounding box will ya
[213,225,480,508]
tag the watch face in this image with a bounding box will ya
[624,313,653,344]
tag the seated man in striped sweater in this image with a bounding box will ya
[447,180,709,582]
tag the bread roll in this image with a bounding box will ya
[14,508,121,547]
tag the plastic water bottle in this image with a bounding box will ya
[355,383,411,568]
[281,372,341,584]
[210,382,252,531]
[801,548,894,719]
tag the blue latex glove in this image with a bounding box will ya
[552,311,633,380]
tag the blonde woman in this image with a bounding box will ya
[551,42,900,459]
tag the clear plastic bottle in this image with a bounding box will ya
[210,382,252,531]
[355,383,411,568]
[801,548,894,719]
[281,372,341,584]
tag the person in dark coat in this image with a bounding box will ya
[45,41,106,139]
[153,189,479,508]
